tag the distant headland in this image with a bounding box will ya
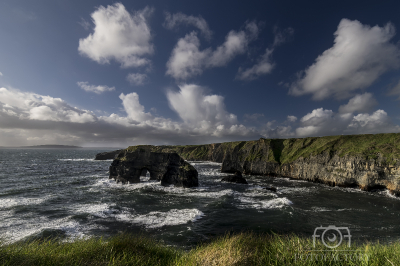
[0,145,82,149]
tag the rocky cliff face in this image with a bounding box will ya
[109,145,198,188]
[155,133,400,195]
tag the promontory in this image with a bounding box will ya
[99,133,400,195]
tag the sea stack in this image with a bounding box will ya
[109,145,198,188]
[221,171,248,184]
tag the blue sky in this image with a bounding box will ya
[1,0,400,147]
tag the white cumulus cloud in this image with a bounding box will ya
[290,19,400,100]
[347,110,399,133]
[119,92,152,122]
[166,84,254,137]
[167,84,237,126]
[77,81,115,94]
[126,73,148,86]
[78,3,154,68]
[163,12,212,40]
[287,115,297,122]
[338,93,378,114]
[295,107,400,137]
[166,22,258,80]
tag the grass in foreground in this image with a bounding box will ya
[1,232,400,266]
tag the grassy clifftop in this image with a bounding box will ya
[117,133,400,165]
[148,133,400,165]
[278,133,400,164]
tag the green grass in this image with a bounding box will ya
[279,133,400,165]
[1,232,400,265]
[113,133,400,165]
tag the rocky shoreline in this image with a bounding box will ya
[96,133,400,195]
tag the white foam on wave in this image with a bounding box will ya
[89,178,234,199]
[308,206,366,212]
[187,189,234,198]
[198,169,227,176]
[58,159,100,162]
[88,179,160,192]
[277,187,314,194]
[0,214,103,244]
[69,202,204,229]
[275,177,309,183]
[235,192,293,209]
[377,189,400,200]
[188,161,222,166]
[71,203,118,218]
[0,196,53,209]
[329,186,366,195]
[128,209,204,229]
[71,203,136,223]
[311,206,331,212]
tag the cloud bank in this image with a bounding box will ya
[0,86,259,146]
[0,86,398,147]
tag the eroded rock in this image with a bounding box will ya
[264,186,277,192]
[221,171,248,184]
[109,145,198,188]
[95,149,123,160]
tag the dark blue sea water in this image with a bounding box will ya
[1,148,400,248]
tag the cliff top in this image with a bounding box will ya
[276,133,400,164]
[119,133,400,164]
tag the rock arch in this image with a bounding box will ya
[109,145,198,187]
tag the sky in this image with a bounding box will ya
[1,0,400,147]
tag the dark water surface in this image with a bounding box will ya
[1,148,400,247]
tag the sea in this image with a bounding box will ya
[1,148,400,248]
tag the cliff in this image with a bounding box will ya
[151,133,400,195]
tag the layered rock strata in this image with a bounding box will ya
[109,145,198,188]
[152,133,400,195]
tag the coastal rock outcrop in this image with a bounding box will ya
[102,133,400,195]
[221,171,248,184]
[151,133,400,195]
[109,145,198,188]
[264,186,277,192]
[95,149,123,160]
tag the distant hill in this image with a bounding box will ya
[23,145,82,149]
[1,145,83,149]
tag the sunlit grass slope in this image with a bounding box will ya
[1,232,400,265]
